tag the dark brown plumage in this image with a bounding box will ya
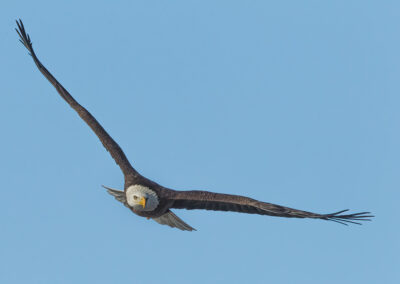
[16,19,373,231]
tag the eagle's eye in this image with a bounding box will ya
[133,195,138,200]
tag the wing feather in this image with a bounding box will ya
[169,190,373,225]
[16,20,137,181]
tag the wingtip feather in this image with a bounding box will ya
[324,209,374,226]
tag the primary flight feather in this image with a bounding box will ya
[16,20,373,231]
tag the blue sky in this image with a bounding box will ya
[1,1,399,283]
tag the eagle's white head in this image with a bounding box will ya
[126,185,159,211]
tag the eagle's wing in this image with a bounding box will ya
[168,190,373,225]
[16,20,137,180]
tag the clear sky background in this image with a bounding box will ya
[1,1,399,283]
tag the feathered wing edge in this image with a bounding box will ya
[168,190,374,225]
[15,19,138,182]
[103,186,196,231]
[316,209,374,226]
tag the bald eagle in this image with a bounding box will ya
[16,20,373,231]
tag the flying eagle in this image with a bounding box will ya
[16,20,373,231]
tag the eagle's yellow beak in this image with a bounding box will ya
[139,197,146,209]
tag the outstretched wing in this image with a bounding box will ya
[16,20,137,180]
[168,190,373,225]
